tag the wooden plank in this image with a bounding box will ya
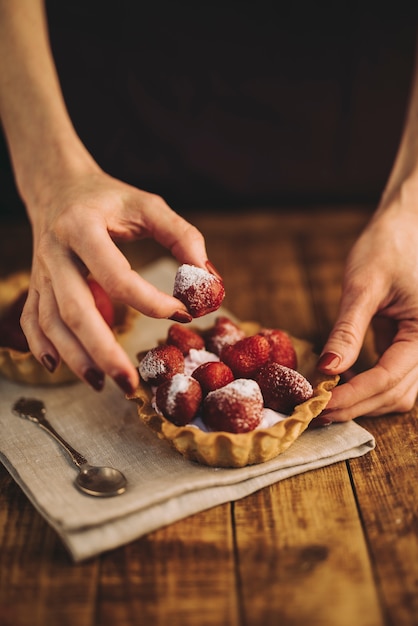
[350,411,418,626]
[233,463,384,626]
[0,466,98,626]
[96,504,240,626]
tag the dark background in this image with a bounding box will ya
[1,2,417,219]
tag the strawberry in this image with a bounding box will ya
[138,344,184,386]
[203,378,264,433]
[0,290,29,352]
[221,334,270,378]
[204,316,245,356]
[166,323,205,355]
[155,373,203,426]
[192,361,234,395]
[258,328,297,369]
[87,278,115,327]
[173,264,225,318]
[255,362,313,414]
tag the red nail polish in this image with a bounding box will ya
[114,374,135,396]
[205,260,223,281]
[84,368,105,391]
[317,352,341,370]
[169,310,193,323]
[41,353,57,373]
[309,416,333,429]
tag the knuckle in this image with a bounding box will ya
[333,319,362,345]
[38,307,57,335]
[102,272,132,302]
[388,385,417,413]
[147,192,169,212]
[58,297,83,331]
[394,396,416,413]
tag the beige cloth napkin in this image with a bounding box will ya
[0,258,375,562]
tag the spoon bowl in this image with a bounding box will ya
[76,464,127,497]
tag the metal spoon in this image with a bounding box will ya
[12,397,127,497]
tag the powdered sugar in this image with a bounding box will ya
[138,345,184,384]
[184,348,219,375]
[164,373,192,413]
[174,264,214,291]
[208,378,261,402]
[139,350,167,382]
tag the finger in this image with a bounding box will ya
[22,281,107,388]
[50,224,192,319]
[142,201,209,268]
[317,286,377,374]
[25,266,139,392]
[20,286,61,372]
[46,268,140,390]
[322,337,418,420]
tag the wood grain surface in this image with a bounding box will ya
[0,206,417,626]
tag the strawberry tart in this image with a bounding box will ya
[130,317,339,467]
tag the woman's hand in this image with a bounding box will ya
[20,166,213,392]
[317,184,418,420]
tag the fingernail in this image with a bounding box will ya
[169,310,193,323]
[114,373,135,395]
[84,368,105,391]
[206,260,223,281]
[309,415,333,429]
[317,352,341,370]
[41,353,57,373]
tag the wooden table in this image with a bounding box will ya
[0,206,417,626]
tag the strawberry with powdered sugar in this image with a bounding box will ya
[138,344,184,386]
[173,264,225,318]
[155,373,202,426]
[204,316,245,356]
[203,378,264,433]
[255,362,313,414]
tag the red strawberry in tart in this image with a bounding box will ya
[258,328,297,369]
[0,289,30,352]
[166,323,205,355]
[221,334,270,378]
[204,316,245,356]
[255,362,313,414]
[203,378,264,433]
[192,361,234,395]
[138,344,184,386]
[173,264,225,318]
[155,373,203,426]
[87,278,115,327]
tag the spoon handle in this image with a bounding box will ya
[35,418,88,469]
[13,397,88,468]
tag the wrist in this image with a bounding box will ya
[378,169,418,215]
[14,129,100,211]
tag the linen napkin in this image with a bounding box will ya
[0,258,375,562]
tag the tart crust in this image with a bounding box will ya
[130,322,339,468]
[0,271,138,385]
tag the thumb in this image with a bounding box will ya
[317,292,375,374]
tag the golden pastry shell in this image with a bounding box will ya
[130,322,339,468]
[0,271,138,385]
